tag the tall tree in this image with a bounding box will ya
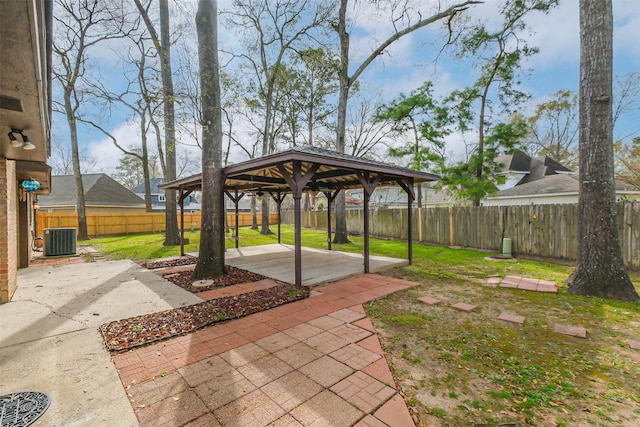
[445,0,558,206]
[226,0,333,235]
[440,120,528,203]
[193,0,226,279]
[615,137,640,190]
[49,137,99,176]
[134,0,180,245]
[376,82,450,206]
[112,147,161,190]
[52,0,131,240]
[283,48,339,147]
[567,0,638,301]
[85,32,162,212]
[332,0,480,243]
[522,90,579,168]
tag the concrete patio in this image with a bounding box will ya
[1,246,417,426]
[195,244,409,287]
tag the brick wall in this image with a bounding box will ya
[0,158,18,302]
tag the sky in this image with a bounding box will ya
[52,0,640,178]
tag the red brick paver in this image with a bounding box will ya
[330,371,395,413]
[114,274,420,426]
[496,275,558,294]
[417,295,441,306]
[374,394,416,427]
[452,302,477,312]
[554,323,587,338]
[331,343,381,370]
[498,312,525,324]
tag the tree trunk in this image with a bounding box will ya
[567,0,638,301]
[158,0,180,245]
[333,0,350,244]
[250,195,258,230]
[260,197,273,235]
[65,95,88,241]
[140,116,153,212]
[192,0,226,279]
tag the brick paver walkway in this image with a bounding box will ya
[487,275,558,293]
[113,274,418,426]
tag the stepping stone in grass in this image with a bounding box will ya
[498,312,525,324]
[417,296,441,306]
[518,280,538,292]
[553,323,587,339]
[536,284,558,293]
[452,302,477,312]
[499,281,520,289]
[484,276,502,286]
[627,339,640,350]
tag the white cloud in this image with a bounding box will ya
[614,1,640,64]
[86,121,142,174]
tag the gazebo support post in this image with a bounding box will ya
[363,188,370,273]
[177,187,193,257]
[224,190,244,249]
[277,161,319,287]
[322,189,340,251]
[396,178,415,265]
[356,172,381,274]
[269,190,285,244]
[180,190,185,256]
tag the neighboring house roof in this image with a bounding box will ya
[495,150,532,173]
[495,174,579,197]
[493,174,638,198]
[495,150,574,187]
[39,174,145,206]
[131,177,165,195]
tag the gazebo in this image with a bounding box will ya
[160,146,439,287]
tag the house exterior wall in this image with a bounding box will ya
[482,191,640,206]
[482,193,577,206]
[0,158,18,302]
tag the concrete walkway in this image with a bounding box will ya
[0,260,201,426]
[115,274,418,427]
[1,249,418,426]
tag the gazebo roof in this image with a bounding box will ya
[159,146,439,193]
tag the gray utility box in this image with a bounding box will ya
[43,228,77,256]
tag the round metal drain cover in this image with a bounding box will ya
[192,279,214,287]
[0,391,51,427]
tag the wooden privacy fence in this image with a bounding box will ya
[36,211,278,238]
[283,202,640,270]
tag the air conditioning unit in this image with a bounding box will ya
[43,228,77,256]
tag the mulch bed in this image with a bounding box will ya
[162,266,268,293]
[100,283,309,352]
[102,255,308,352]
[145,256,198,270]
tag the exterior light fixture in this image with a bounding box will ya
[21,178,40,192]
[33,196,40,210]
[255,189,264,201]
[7,128,35,150]
[8,129,23,148]
[22,133,35,150]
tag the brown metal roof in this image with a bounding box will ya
[160,146,439,193]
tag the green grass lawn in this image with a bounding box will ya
[85,225,600,283]
[84,226,640,426]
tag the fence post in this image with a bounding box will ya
[448,206,454,246]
